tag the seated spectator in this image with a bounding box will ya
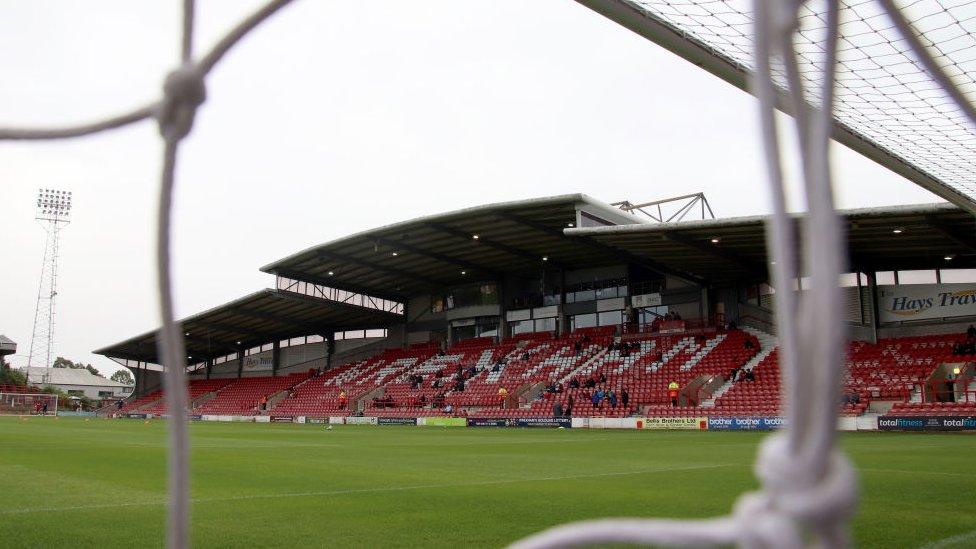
[584,377,596,389]
[569,378,580,389]
[968,324,976,339]
[620,387,629,408]
[556,382,564,394]
[599,373,607,384]
[729,367,740,383]
[745,370,756,382]
[591,389,604,408]
[607,389,618,409]
[498,387,509,401]
[744,338,755,350]
[565,395,574,416]
[444,404,454,414]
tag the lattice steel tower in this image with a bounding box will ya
[27,188,72,373]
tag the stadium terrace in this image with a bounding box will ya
[91,194,976,429]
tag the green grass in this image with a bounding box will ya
[0,417,974,548]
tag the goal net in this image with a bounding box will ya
[0,393,59,416]
[2,0,975,547]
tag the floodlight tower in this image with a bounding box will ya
[26,189,72,377]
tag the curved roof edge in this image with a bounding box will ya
[260,193,645,274]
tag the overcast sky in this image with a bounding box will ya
[0,0,941,377]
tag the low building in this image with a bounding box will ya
[19,367,131,400]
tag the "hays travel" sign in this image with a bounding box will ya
[878,283,976,323]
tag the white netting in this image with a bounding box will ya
[618,0,976,204]
[2,1,975,548]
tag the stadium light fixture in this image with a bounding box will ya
[35,188,72,222]
[542,256,549,262]
[460,270,467,275]
[391,252,398,257]
[710,237,720,244]
[236,341,242,345]
[944,255,953,261]
[472,234,479,240]
[327,271,334,276]
[566,222,574,227]
[892,228,904,234]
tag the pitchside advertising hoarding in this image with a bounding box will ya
[639,417,708,430]
[878,283,976,323]
[707,417,786,430]
[878,416,976,431]
[377,417,417,425]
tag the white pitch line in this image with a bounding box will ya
[860,468,976,479]
[919,529,976,549]
[0,463,732,516]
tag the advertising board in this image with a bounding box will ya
[878,415,976,431]
[640,417,708,430]
[707,417,786,430]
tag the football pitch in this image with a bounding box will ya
[1,417,973,548]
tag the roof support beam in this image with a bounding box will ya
[661,231,766,279]
[424,221,568,270]
[274,270,405,303]
[370,235,501,278]
[498,211,707,286]
[316,250,455,289]
[926,217,976,254]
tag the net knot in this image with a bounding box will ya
[734,433,858,545]
[157,64,207,140]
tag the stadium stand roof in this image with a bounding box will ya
[0,335,15,357]
[94,289,403,364]
[263,195,974,292]
[260,194,663,299]
[568,202,976,284]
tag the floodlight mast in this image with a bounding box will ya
[26,189,73,381]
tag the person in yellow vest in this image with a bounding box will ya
[497,386,508,404]
[668,381,680,407]
[338,390,347,409]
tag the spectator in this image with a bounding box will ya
[607,389,618,409]
[338,390,347,408]
[498,386,508,402]
[574,340,582,355]
[729,366,740,383]
[565,395,574,417]
[599,373,607,384]
[745,369,756,382]
[621,387,629,408]
[744,338,755,350]
[592,388,604,408]
[569,378,580,389]
[553,402,563,417]
[116,398,124,411]
[968,324,976,339]
[444,404,454,415]
[668,381,680,407]
[259,395,268,411]
[584,377,596,389]
[556,382,564,394]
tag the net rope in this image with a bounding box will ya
[1,1,975,547]
[621,0,976,204]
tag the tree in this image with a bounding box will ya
[110,369,134,385]
[52,356,74,369]
[51,356,103,377]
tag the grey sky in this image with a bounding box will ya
[0,0,940,377]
